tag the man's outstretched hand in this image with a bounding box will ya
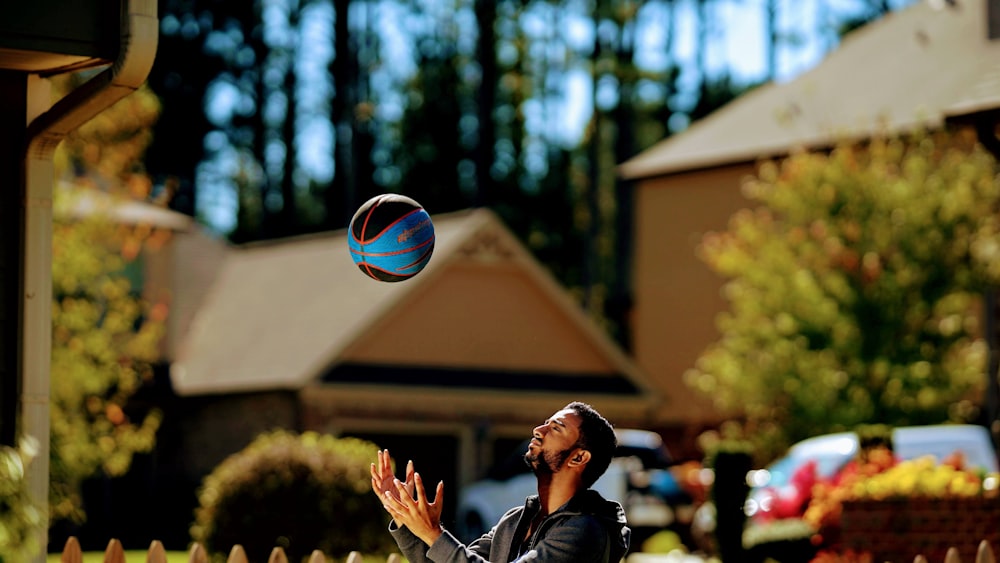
[371,449,414,525]
[383,472,445,547]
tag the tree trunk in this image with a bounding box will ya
[329,0,356,229]
[474,0,497,208]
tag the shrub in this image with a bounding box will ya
[191,430,396,561]
[0,437,44,563]
[743,519,818,563]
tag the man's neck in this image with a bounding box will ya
[535,473,582,516]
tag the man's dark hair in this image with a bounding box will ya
[566,401,617,488]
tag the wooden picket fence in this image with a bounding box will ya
[58,537,403,563]
[913,541,996,563]
[57,535,997,563]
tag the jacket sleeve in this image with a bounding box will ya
[388,521,434,563]
[425,515,610,563]
[423,527,494,563]
[391,523,494,563]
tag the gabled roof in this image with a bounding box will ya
[170,209,659,409]
[620,0,1000,179]
[56,182,193,231]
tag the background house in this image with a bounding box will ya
[619,0,1000,444]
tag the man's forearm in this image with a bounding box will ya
[389,521,434,563]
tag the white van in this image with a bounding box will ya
[744,424,999,521]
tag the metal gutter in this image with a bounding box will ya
[20,0,157,556]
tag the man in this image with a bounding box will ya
[371,401,631,562]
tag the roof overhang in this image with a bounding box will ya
[0,1,119,75]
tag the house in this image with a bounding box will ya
[619,0,1000,436]
[166,206,662,472]
[53,203,669,548]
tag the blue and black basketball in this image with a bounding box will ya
[348,194,435,282]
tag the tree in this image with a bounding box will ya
[145,0,234,218]
[388,6,477,215]
[48,76,167,523]
[687,129,1000,462]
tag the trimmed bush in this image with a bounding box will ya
[191,430,395,561]
[743,519,818,563]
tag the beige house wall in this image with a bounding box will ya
[633,163,757,424]
[342,264,616,374]
[165,229,229,361]
[176,391,300,477]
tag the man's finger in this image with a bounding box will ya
[434,480,445,505]
[394,478,414,507]
[414,473,427,507]
[383,491,404,517]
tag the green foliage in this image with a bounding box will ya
[0,438,44,563]
[688,129,1000,461]
[191,430,396,561]
[49,188,165,523]
[743,519,818,563]
[47,76,166,523]
[742,518,816,550]
[640,530,685,554]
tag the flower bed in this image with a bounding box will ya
[838,497,1000,562]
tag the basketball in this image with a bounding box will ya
[348,194,435,282]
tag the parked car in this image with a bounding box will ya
[455,429,701,547]
[743,424,1000,522]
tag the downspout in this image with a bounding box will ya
[21,0,157,555]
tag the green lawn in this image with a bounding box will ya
[46,551,189,563]
[47,551,399,563]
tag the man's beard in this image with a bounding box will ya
[524,446,574,475]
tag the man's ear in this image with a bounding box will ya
[568,449,591,468]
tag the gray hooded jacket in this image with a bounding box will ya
[389,489,630,563]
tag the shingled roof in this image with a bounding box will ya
[620,0,1000,179]
[170,208,659,411]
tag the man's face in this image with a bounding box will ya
[524,408,584,475]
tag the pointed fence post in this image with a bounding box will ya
[977,540,997,563]
[267,547,288,563]
[188,543,209,563]
[944,547,962,563]
[913,556,928,563]
[226,545,248,563]
[147,540,168,563]
[345,552,363,563]
[60,537,83,563]
[386,554,402,563]
[103,539,126,563]
[306,550,326,563]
